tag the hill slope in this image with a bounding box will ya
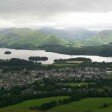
[0,97,112,112]
[0,28,68,48]
[39,27,97,41]
[0,96,67,112]
[50,98,112,112]
[89,30,112,44]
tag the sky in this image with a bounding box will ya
[1,0,112,30]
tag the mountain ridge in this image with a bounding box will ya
[88,30,112,44]
[0,28,68,48]
[39,27,97,41]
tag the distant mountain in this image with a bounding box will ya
[39,27,97,41]
[0,28,68,48]
[0,28,112,56]
[89,30,112,44]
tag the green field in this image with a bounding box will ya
[49,98,112,112]
[0,97,112,112]
[0,96,68,112]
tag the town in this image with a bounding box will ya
[0,66,111,88]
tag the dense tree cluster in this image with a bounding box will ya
[0,97,24,108]
[79,61,112,68]
[54,58,92,63]
[0,58,42,72]
[30,94,86,111]
[41,43,112,57]
[4,51,11,54]
[29,56,48,61]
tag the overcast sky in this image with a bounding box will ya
[1,0,112,30]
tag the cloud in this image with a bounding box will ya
[1,0,112,16]
[0,0,112,29]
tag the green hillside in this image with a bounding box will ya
[0,28,68,47]
[89,30,112,44]
[0,97,112,112]
[0,96,67,112]
[50,98,112,112]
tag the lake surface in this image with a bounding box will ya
[0,48,112,64]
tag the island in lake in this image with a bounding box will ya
[4,51,11,54]
[29,56,48,61]
[54,57,92,64]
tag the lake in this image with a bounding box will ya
[0,48,112,64]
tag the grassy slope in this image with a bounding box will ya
[0,96,68,112]
[49,98,112,112]
[1,97,112,112]
[88,30,112,44]
[0,28,68,46]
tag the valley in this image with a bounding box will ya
[0,57,112,112]
[0,27,112,112]
[1,0,112,112]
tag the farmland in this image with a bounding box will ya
[0,97,112,112]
